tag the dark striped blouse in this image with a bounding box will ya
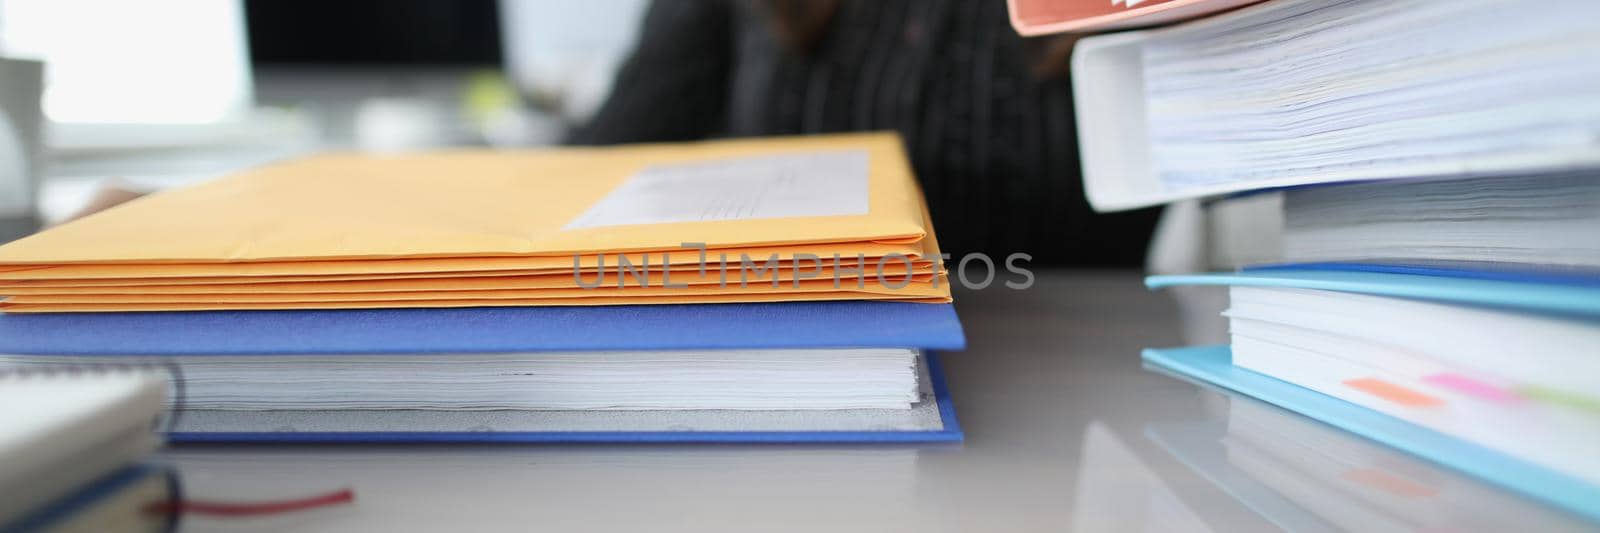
[568,0,1160,266]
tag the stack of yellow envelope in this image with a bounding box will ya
[0,133,952,312]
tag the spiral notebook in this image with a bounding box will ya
[0,371,167,530]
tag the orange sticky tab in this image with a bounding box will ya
[1343,378,1444,407]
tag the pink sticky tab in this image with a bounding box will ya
[1423,373,1519,404]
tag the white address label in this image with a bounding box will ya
[564,150,870,229]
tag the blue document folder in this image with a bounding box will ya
[1244,261,1600,287]
[0,302,965,444]
[1146,267,1600,317]
[0,301,966,355]
[1143,346,1600,523]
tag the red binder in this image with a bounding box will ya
[1006,0,1261,35]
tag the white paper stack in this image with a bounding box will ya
[1142,0,1600,190]
[0,349,921,411]
[1071,0,1600,211]
[1281,171,1600,267]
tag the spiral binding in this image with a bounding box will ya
[0,361,188,434]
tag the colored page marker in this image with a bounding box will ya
[1422,373,1520,404]
[1343,378,1444,407]
[1516,386,1600,415]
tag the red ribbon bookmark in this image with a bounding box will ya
[146,489,355,517]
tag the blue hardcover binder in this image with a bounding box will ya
[1143,346,1600,523]
[0,301,966,355]
[1244,261,1600,287]
[0,302,966,444]
[1146,267,1600,317]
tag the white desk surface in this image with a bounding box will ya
[157,271,1589,532]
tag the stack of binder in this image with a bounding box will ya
[0,132,965,443]
[1005,0,1261,36]
[1054,0,1600,521]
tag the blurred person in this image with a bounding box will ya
[568,0,1160,266]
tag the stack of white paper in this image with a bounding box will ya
[0,349,921,411]
[1281,171,1600,267]
[1141,0,1600,190]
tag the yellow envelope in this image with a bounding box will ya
[0,133,926,265]
[0,261,932,288]
[0,132,956,312]
[0,242,929,281]
[0,293,952,313]
[4,278,949,304]
[0,268,939,294]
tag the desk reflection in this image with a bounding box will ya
[161,445,939,532]
[1142,387,1592,532]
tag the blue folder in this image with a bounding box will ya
[1146,266,1600,317]
[1244,261,1600,287]
[1144,266,1600,521]
[1143,345,1600,523]
[0,302,966,444]
[0,301,966,355]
